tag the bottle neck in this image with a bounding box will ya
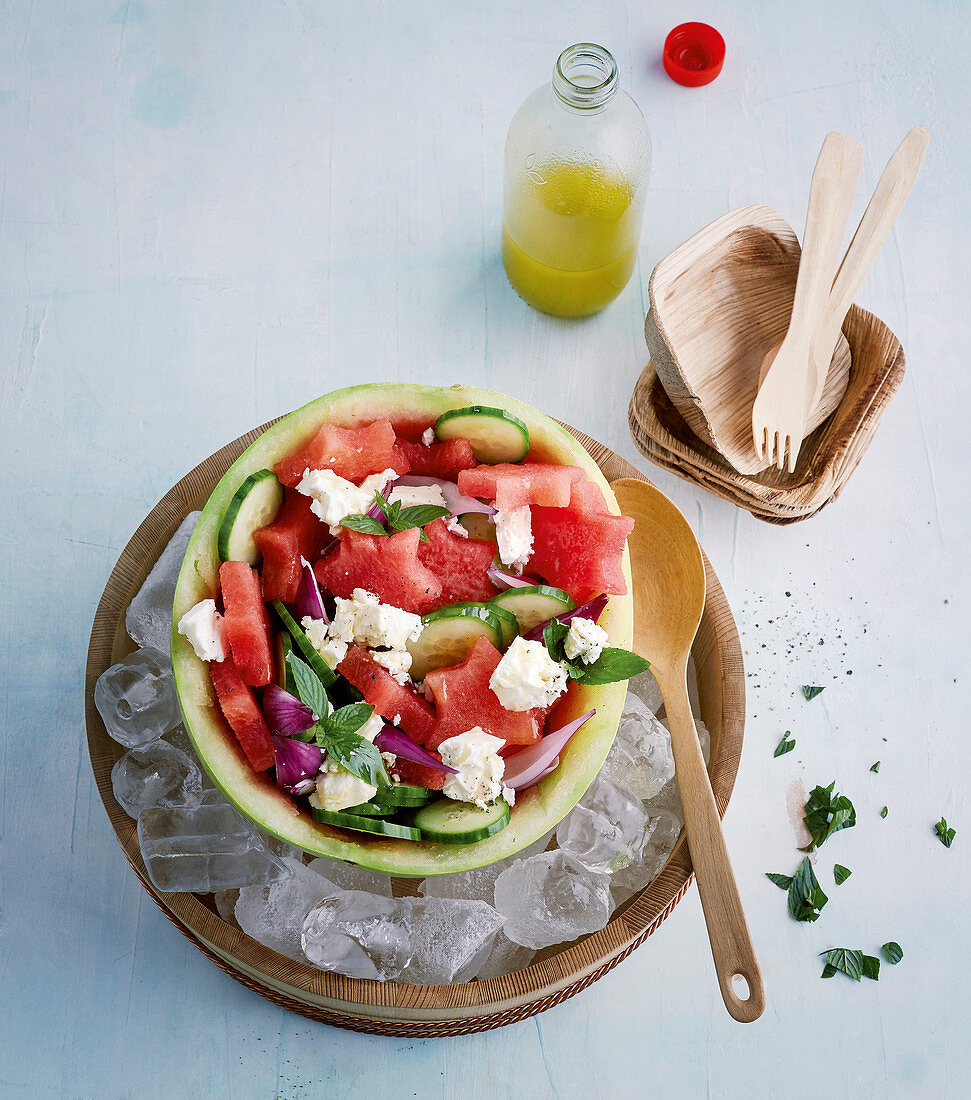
[551,43,619,111]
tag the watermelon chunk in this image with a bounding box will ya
[219,561,275,687]
[274,419,409,488]
[457,462,586,509]
[396,437,476,478]
[529,496,633,605]
[424,636,545,752]
[337,645,437,744]
[208,656,275,772]
[253,489,327,603]
[417,518,497,603]
[388,755,447,792]
[315,528,442,614]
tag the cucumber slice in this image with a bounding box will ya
[373,785,437,808]
[270,600,338,687]
[406,602,505,680]
[413,798,511,844]
[488,585,575,634]
[458,512,497,542]
[479,603,518,648]
[343,802,395,818]
[273,632,297,693]
[218,469,284,565]
[435,406,529,464]
[311,807,421,840]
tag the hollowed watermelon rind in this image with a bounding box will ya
[171,383,633,876]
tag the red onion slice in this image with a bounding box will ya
[273,733,323,790]
[487,565,544,590]
[524,594,609,641]
[263,683,317,736]
[374,725,458,773]
[294,557,328,623]
[502,709,595,791]
[394,474,495,517]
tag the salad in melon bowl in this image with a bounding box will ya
[171,383,644,876]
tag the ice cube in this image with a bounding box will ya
[136,802,292,893]
[580,775,654,855]
[602,693,676,801]
[625,669,663,714]
[555,802,655,874]
[302,891,414,981]
[95,647,182,747]
[236,858,341,960]
[399,897,504,985]
[307,856,393,897]
[111,740,204,818]
[419,831,553,904]
[493,851,612,949]
[213,889,240,927]
[610,809,683,906]
[475,931,536,980]
[125,511,201,653]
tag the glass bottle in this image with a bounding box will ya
[502,43,652,318]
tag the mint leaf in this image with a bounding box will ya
[820,948,864,981]
[391,504,451,531]
[802,781,856,851]
[821,963,839,979]
[802,685,825,701]
[339,513,387,536]
[788,857,828,922]
[862,954,881,981]
[285,652,331,723]
[935,817,956,848]
[542,618,570,662]
[570,647,650,686]
[870,761,881,772]
[833,864,852,885]
[765,872,793,890]
[880,805,889,819]
[774,731,795,757]
[882,941,903,964]
[325,702,375,739]
[318,703,389,787]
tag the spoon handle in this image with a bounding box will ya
[661,668,765,1023]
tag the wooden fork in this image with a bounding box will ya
[752,132,864,471]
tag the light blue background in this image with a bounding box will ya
[2,2,968,1097]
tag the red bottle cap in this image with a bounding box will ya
[663,22,725,87]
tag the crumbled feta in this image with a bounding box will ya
[564,616,609,665]
[327,588,422,651]
[502,784,516,807]
[301,616,349,670]
[295,467,397,530]
[388,483,448,510]
[445,516,468,538]
[438,727,507,809]
[357,710,386,743]
[177,599,228,662]
[421,427,436,446]
[372,648,413,685]
[494,506,533,571]
[309,762,377,812]
[489,636,569,711]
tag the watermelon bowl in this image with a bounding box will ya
[171,383,635,878]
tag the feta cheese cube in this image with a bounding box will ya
[295,467,397,530]
[328,588,422,651]
[564,616,609,665]
[177,599,228,662]
[445,516,469,538]
[301,616,349,670]
[437,727,507,809]
[494,506,533,571]
[388,483,449,511]
[308,763,378,813]
[489,636,569,711]
[372,648,413,685]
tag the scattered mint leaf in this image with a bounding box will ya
[880,806,889,819]
[882,942,903,964]
[862,954,881,981]
[339,513,387,536]
[834,864,852,885]
[570,647,651,685]
[801,781,857,851]
[765,872,793,890]
[774,732,795,757]
[935,817,956,848]
[788,857,828,922]
[802,685,825,701]
[317,703,389,788]
[285,652,331,724]
[870,761,881,772]
[820,948,864,981]
[391,504,451,541]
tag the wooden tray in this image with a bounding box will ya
[630,305,905,524]
[84,418,746,1035]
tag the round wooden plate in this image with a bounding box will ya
[84,417,745,1036]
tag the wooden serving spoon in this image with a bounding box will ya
[611,477,765,1023]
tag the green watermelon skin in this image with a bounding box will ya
[172,383,632,875]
